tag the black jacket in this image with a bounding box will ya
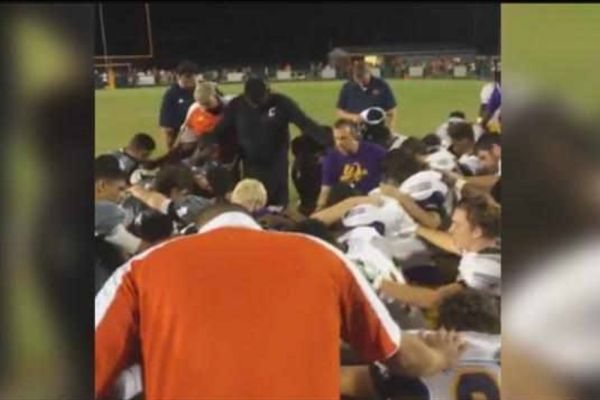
[207,93,333,168]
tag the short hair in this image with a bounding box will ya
[195,202,253,229]
[352,60,370,79]
[244,76,269,103]
[153,164,196,196]
[175,60,198,76]
[449,110,466,119]
[448,121,475,143]
[129,133,156,152]
[333,118,359,137]
[95,154,126,182]
[362,124,391,148]
[231,179,268,209]
[206,164,234,201]
[455,194,501,239]
[437,288,500,334]
[194,81,218,106]
[326,182,360,207]
[421,133,441,149]
[132,209,174,243]
[474,132,502,153]
[397,137,427,158]
[381,148,424,185]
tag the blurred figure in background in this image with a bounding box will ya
[502,99,600,399]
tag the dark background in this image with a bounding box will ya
[94,3,500,68]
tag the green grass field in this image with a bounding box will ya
[96,79,484,155]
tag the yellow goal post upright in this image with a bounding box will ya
[95,3,154,89]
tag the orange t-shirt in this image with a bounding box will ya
[184,102,222,136]
[95,213,400,399]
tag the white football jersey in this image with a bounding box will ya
[341,191,433,267]
[338,226,406,284]
[426,148,458,172]
[342,193,418,239]
[376,331,501,400]
[435,117,466,149]
[458,248,501,297]
[399,170,449,203]
[459,153,483,175]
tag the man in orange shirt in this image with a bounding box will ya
[96,203,465,399]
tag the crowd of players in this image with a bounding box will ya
[95,61,502,399]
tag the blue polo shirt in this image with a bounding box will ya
[159,83,195,130]
[336,76,397,114]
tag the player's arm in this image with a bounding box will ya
[463,174,500,193]
[95,262,142,399]
[315,185,331,212]
[336,108,362,124]
[284,96,334,148]
[382,81,398,130]
[379,184,441,229]
[311,195,383,226]
[336,252,464,375]
[385,329,464,377]
[104,224,151,255]
[378,279,464,309]
[385,107,397,131]
[127,185,171,213]
[341,331,466,397]
[159,92,179,150]
[416,225,461,255]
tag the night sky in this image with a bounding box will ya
[94,3,499,68]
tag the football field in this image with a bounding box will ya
[96,79,484,155]
[96,79,483,205]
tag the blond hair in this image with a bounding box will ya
[230,179,268,212]
[194,81,218,106]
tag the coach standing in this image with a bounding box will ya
[158,60,198,150]
[204,76,333,207]
[337,60,398,130]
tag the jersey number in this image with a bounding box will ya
[455,370,500,400]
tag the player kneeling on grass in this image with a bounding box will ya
[377,194,500,310]
[341,288,500,400]
[231,178,303,230]
[126,164,212,233]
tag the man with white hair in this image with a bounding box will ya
[230,178,268,213]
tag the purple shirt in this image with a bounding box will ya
[322,141,387,194]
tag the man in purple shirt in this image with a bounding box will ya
[316,119,387,210]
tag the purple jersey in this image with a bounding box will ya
[321,141,386,194]
[487,84,501,115]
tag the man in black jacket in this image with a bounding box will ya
[204,76,333,207]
